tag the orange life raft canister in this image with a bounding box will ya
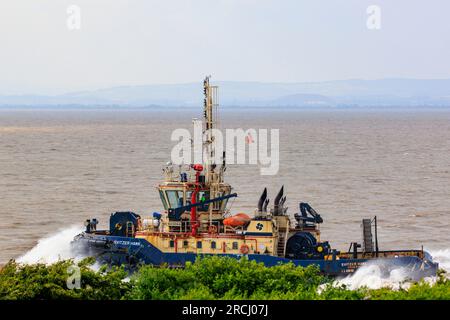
[223,213,251,227]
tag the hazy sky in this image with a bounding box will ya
[1,0,449,94]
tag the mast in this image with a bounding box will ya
[203,76,218,183]
[203,76,221,224]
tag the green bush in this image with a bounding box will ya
[1,256,448,300]
[367,277,450,300]
[0,258,131,300]
[127,257,328,300]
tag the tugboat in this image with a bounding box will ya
[72,77,438,278]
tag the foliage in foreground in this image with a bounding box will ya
[128,258,327,300]
[0,258,130,300]
[0,256,448,300]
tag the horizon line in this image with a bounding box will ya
[3,77,450,97]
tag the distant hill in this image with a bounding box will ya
[1,79,450,108]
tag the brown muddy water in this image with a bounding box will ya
[0,108,449,264]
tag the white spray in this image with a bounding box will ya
[333,248,450,290]
[429,249,450,273]
[334,263,413,290]
[17,226,85,265]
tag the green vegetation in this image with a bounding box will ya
[0,257,131,299]
[0,256,448,300]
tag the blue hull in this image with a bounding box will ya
[73,233,439,278]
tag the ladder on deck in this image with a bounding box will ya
[277,231,287,257]
[126,221,135,237]
[362,218,374,253]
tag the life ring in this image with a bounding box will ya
[208,225,218,234]
[240,244,250,254]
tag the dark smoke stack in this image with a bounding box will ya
[280,196,286,208]
[278,196,287,216]
[263,198,270,212]
[257,188,267,212]
[274,186,284,206]
[273,185,284,215]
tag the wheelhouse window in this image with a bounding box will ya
[213,191,231,211]
[198,190,210,211]
[220,190,231,211]
[159,190,169,210]
[186,190,210,211]
[165,190,184,208]
[213,192,222,210]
